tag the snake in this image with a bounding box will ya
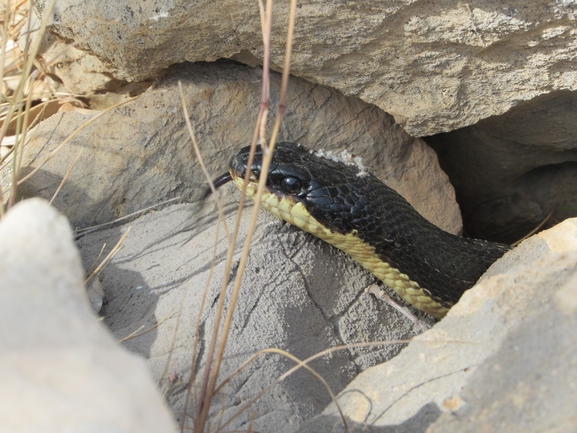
[212,142,510,319]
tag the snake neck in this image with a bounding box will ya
[302,178,511,309]
[226,142,511,319]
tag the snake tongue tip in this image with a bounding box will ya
[203,172,233,199]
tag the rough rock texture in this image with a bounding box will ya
[34,0,577,135]
[76,192,436,433]
[0,198,177,433]
[298,218,577,433]
[19,62,460,233]
[428,281,577,433]
[427,90,577,243]
[21,16,153,96]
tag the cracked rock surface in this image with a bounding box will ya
[34,0,577,136]
[0,199,177,433]
[18,62,460,232]
[76,190,436,432]
[298,218,577,433]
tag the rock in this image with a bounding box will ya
[297,218,577,433]
[0,198,177,433]
[21,13,153,96]
[76,194,437,433]
[86,277,105,313]
[20,62,460,233]
[428,283,577,433]
[426,90,577,243]
[33,0,577,135]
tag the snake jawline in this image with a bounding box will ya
[232,175,449,319]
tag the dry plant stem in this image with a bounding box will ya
[366,284,429,334]
[8,96,139,192]
[195,1,297,430]
[84,227,132,285]
[511,207,555,247]
[257,0,272,145]
[74,197,181,238]
[214,348,346,433]
[2,97,139,204]
[4,0,57,207]
[217,336,465,433]
[8,74,36,206]
[86,243,107,276]
[193,11,274,433]
[178,81,230,240]
[0,10,9,89]
[158,285,187,388]
[0,99,53,168]
[117,309,173,344]
[188,37,269,427]
[49,148,82,205]
[192,117,261,432]
[195,2,297,430]
[176,211,225,410]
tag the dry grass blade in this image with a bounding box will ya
[85,227,131,285]
[86,243,107,276]
[256,0,273,144]
[213,347,349,433]
[117,309,174,344]
[49,148,82,205]
[194,1,298,431]
[74,197,181,238]
[366,284,429,333]
[213,337,472,433]
[3,0,57,208]
[14,96,139,187]
[178,80,230,240]
[511,207,555,247]
[174,211,225,410]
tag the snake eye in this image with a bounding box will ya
[281,177,301,194]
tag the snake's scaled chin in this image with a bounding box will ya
[231,173,258,196]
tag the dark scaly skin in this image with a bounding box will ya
[227,142,511,311]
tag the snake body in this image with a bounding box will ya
[216,142,510,319]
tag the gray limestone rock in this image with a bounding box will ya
[427,90,577,243]
[32,0,577,136]
[0,198,177,433]
[428,283,577,433]
[19,62,460,234]
[75,192,436,432]
[297,218,577,433]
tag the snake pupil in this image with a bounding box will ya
[281,177,301,194]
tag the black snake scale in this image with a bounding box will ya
[219,142,510,318]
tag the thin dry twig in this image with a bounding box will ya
[49,148,83,205]
[214,336,474,433]
[74,197,181,238]
[511,207,555,247]
[194,1,298,430]
[85,227,132,285]
[173,210,226,411]
[117,309,174,344]
[213,339,414,433]
[366,284,429,334]
[86,243,107,276]
[4,0,58,208]
[178,81,230,241]
[14,96,138,187]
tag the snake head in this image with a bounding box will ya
[224,142,376,236]
[228,143,317,199]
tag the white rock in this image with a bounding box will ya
[0,198,177,433]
